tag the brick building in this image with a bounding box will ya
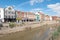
[52,16,58,21]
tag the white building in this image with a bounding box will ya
[0,8,4,22]
[4,6,16,22]
[50,16,52,21]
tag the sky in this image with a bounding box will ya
[0,0,60,16]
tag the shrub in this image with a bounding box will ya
[0,23,3,27]
[9,22,16,28]
[52,26,60,39]
[57,26,60,32]
[53,31,59,39]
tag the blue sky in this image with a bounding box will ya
[0,0,60,16]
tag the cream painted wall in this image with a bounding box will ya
[0,8,4,22]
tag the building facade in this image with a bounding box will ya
[27,12,36,21]
[57,17,60,21]
[16,11,36,22]
[35,12,40,21]
[4,6,16,22]
[0,8,4,22]
[52,16,58,21]
[44,15,50,21]
[22,12,36,21]
[38,12,45,21]
[16,11,24,22]
[49,16,52,21]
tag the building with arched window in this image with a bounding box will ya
[4,6,16,22]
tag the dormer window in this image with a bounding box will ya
[8,7,12,10]
[8,12,11,14]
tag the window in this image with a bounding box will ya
[12,16,13,18]
[9,16,10,18]
[8,12,11,14]
[7,16,9,18]
[8,7,12,10]
[12,12,14,14]
[14,16,16,18]
[6,16,7,18]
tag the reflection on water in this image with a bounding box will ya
[32,28,50,40]
[0,28,51,40]
[32,30,41,40]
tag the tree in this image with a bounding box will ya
[16,18,22,23]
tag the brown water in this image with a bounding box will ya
[0,27,50,40]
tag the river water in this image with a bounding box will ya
[0,27,51,40]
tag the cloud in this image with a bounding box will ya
[31,8,42,11]
[30,0,44,5]
[30,8,43,13]
[30,0,51,5]
[15,1,30,10]
[47,3,60,16]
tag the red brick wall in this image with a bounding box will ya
[52,16,58,20]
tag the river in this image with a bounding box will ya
[0,26,51,40]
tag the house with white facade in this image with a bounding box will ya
[0,8,4,22]
[49,16,52,21]
[4,6,16,22]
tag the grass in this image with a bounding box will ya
[57,26,60,32]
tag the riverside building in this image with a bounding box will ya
[4,6,16,22]
[0,8,4,22]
